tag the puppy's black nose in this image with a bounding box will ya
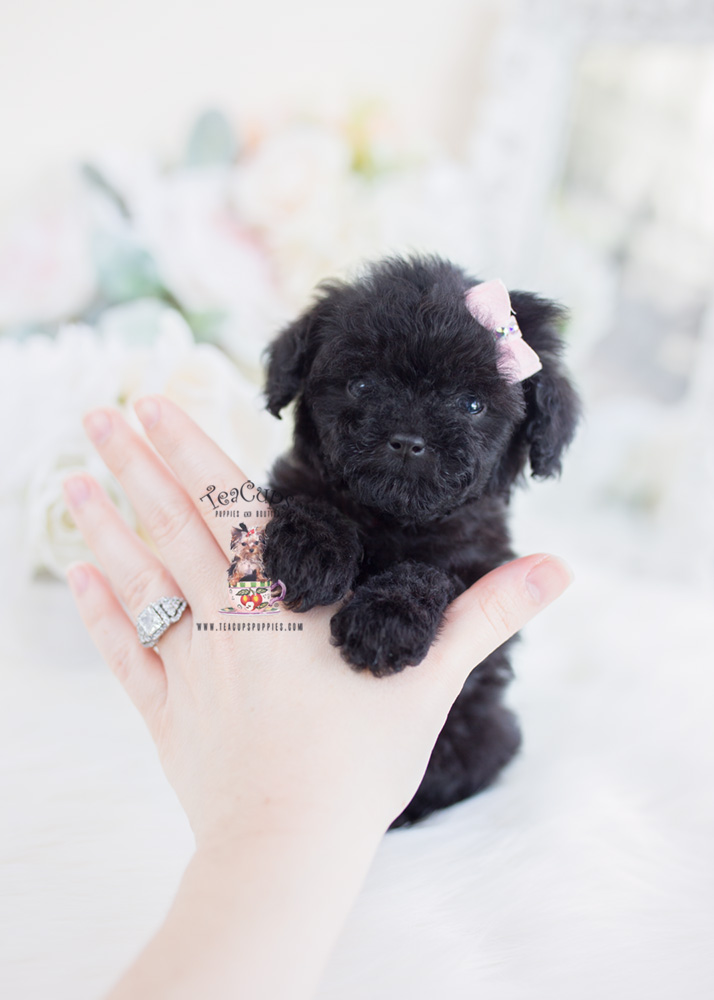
[387,433,426,458]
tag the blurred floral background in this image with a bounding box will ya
[0,104,495,576]
[1,4,713,592]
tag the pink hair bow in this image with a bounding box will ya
[465,279,542,384]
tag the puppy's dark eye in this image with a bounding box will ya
[347,377,374,398]
[458,396,486,415]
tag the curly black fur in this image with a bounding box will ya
[261,254,580,827]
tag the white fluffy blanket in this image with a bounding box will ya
[1,533,713,999]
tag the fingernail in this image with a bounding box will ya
[83,410,112,444]
[63,475,90,507]
[134,396,160,430]
[66,562,90,595]
[525,556,574,605]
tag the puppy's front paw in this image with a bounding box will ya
[262,500,362,612]
[330,563,456,676]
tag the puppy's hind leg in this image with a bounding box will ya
[390,656,522,826]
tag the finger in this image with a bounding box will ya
[132,395,275,551]
[63,473,193,660]
[82,407,228,604]
[66,561,167,728]
[431,554,573,696]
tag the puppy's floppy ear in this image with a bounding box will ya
[511,291,580,479]
[263,295,330,418]
[488,291,580,494]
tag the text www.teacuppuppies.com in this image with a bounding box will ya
[195,621,304,631]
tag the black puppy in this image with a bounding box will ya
[261,255,579,826]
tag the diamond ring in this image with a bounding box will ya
[136,596,188,649]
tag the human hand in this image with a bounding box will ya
[63,395,572,846]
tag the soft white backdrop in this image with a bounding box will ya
[0,0,496,209]
[1,1,714,998]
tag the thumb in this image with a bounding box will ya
[432,553,573,695]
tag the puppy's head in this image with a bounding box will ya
[230,525,262,559]
[264,255,579,524]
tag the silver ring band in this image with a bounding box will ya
[136,596,187,649]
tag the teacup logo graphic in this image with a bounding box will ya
[222,522,285,615]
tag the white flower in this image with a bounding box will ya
[230,121,483,308]
[0,171,96,328]
[0,324,125,500]
[3,303,290,579]
[90,151,282,375]
[25,435,138,580]
[232,123,353,231]
[231,124,359,306]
